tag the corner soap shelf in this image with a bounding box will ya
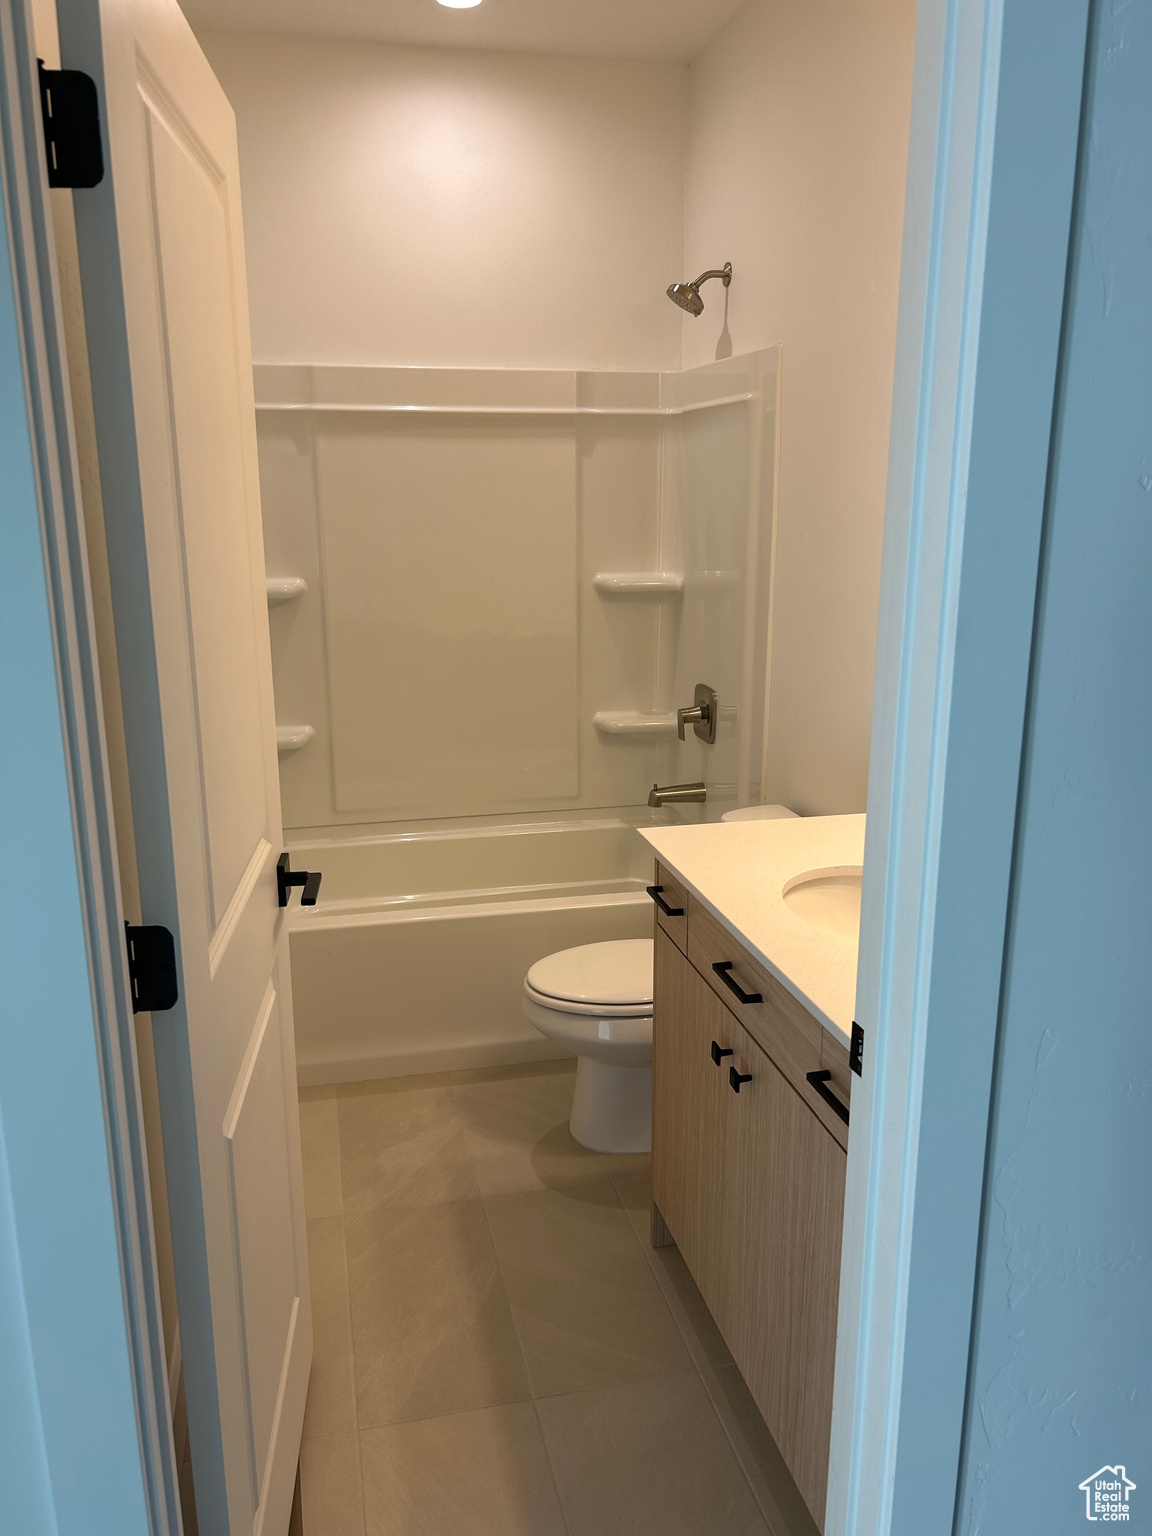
[593,711,678,738]
[276,725,314,753]
[593,572,684,598]
[267,576,307,605]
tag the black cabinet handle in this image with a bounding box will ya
[278,852,322,908]
[710,1040,733,1065]
[646,884,685,917]
[712,961,762,1005]
[806,1070,850,1126]
[729,1065,753,1093]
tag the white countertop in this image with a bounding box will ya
[639,814,865,1043]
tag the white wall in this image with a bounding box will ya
[199,9,917,814]
[197,29,687,371]
[683,0,916,813]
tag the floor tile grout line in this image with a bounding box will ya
[448,1068,536,1396]
[633,1228,785,1535]
[315,1066,780,1534]
[449,1070,575,1536]
[528,1396,575,1536]
[329,1092,368,1536]
[529,1364,703,1409]
[354,1390,535,1437]
[692,1362,787,1536]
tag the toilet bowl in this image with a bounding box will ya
[523,939,653,1154]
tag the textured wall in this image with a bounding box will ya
[956,3,1152,1528]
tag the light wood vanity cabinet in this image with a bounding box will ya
[651,873,849,1531]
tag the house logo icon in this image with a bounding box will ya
[1079,1466,1136,1521]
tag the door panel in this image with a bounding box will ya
[61,1,312,1531]
[143,90,268,923]
[223,981,301,1504]
[652,928,732,1319]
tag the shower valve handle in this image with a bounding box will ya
[677,683,719,745]
[677,703,708,740]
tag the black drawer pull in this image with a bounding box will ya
[806,1070,850,1126]
[729,1066,753,1093]
[712,961,762,1005]
[710,1040,733,1065]
[646,884,685,918]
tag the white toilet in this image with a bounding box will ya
[523,939,653,1154]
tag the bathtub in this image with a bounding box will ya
[286,813,662,1084]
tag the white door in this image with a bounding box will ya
[58,1,312,1531]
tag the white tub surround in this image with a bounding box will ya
[288,813,658,1083]
[639,813,865,1043]
[258,352,780,831]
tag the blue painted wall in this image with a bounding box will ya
[0,61,153,1536]
[956,1,1152,1529]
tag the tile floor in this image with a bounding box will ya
[297,1059,820,1536]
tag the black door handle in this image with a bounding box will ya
[806,1070,850,1126]
[710,1040,733,1065]
[278,852,322,908]
[729,1065,753,1093]
[712,961,762,1005]
[646,884,685,918]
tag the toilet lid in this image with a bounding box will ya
[526,939,653,1009]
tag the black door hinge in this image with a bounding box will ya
[850,1021,865,1077]
[125,922,179,1014]
[37,61,104,188]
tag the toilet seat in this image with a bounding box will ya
[525,939,652,1016]
[523,983,651,1019]
[523,939,655,1152]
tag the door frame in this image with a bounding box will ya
[0,0,1096,1532]
[826,1,1091,1533]
[0,0,180,1531]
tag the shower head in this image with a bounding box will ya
[667,282,705,316]
[666,262,732,316]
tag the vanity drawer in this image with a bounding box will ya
[821,1032,853,1110]
[648,862,689,953]
[812,1032,852,1152]
[688,895,848,1149]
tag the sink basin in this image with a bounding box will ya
[782,867,863,940]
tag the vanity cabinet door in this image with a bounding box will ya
[650,861,690,954]
[728,1025,847,1530]
[651,928,734,1319]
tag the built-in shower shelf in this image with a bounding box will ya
[593,710,678,737]
[593,572,684,598]
[253,395,754,419]
[276,725,315,753]
[267,576,308,605]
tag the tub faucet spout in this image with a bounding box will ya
[648,782,707,808]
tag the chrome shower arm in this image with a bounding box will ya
[690,264,733,289]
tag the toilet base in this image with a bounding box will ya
[569,1056,652,1154]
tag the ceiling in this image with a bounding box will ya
[178,0,749,65]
